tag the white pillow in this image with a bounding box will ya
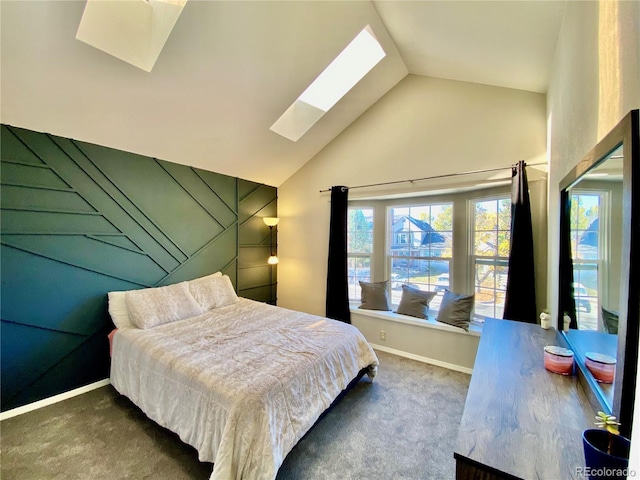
[193,271,222,281]
[107,291,135,329]
[107,273,221,329]
[189,274,239,311]
[126,282,203,329]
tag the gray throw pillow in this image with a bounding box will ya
[601,307,619,335]
[436,289,474,331]
[395,285,437,319]
[359,281,391,311]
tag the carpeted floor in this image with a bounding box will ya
[1,350,470,479]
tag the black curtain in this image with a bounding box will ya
[559,189,578,329]
[503,161,537,323]
[326,186,350,323]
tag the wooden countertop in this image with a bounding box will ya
[454,318,594,480]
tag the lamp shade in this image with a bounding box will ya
[263,217,279,227]
[268,255,279,265]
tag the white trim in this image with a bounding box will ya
[371,343,473,375]
[350,306,482,337]
[0,379,111,421]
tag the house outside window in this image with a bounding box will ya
[348,186,522,321]
[395,233,410,245]
[347,207,373,301]
[471,197,510,320]
[388,204,453,308]
[570,191,603,330]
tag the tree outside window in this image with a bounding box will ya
[472,197,510,320]
[347,208,373,301]
[388,204,453,309]
[570,192,602,330]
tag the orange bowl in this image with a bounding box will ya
[585,352,616,384]
[544,346,574,375]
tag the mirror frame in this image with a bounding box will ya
[558,109,639,438]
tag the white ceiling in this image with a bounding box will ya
[372,0,566,94]
[0,1,565,187]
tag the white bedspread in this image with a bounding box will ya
[110,298,378,480]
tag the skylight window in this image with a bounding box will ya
[76,0,187,72]
[270,25,386,142]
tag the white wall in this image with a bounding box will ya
[351,310,480,373]
[278,0,640,467]
[545,1,639,475]
[546,0,640,321]
[278,74,547,316]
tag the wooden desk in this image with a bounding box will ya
[454,319,594,480]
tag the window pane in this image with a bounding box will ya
[348,231,373,253]
[497,231,510,258]
[475,287,497,314]
[389,259,450,308]
[390,204,452,257]
[475,262,496,290]
[496,263,508,290]
[388,203,453,313]
[472,197,510,321]
[391,207,409,225]
[348,208,373,253]
[475,231,497,256]
[430,204,453,230]
[573,194,600,260]
[347,207,373,301]
[475,200,498,230]
[569,192,602,330]
[573,263,598,330]
[570,230,579,259]
[498,198,511,230]
[347,256,370,301]
[569,195,579,230]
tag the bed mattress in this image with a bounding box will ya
[110,298,378,480]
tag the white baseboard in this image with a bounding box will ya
[370,343,473,375]
[0,379,111,421]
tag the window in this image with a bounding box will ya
[388,204,453,309]
[347,207,373,301]
[270,25,386,142]
[471,197,511,320]
[348,186,519,322]
[570,192,603,330]
[395,233,410,245]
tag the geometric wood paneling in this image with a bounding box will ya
[0,124,277,411]
[238,179,278,304]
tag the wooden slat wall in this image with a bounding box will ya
[0,125,277,411]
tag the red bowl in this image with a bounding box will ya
[585,352,616,383]
[544,346,574,375]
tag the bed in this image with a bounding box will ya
[108,273,379,480]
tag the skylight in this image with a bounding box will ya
[76,0,187,73]
[270,25,386,142]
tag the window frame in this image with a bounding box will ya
[386,202,454,310]
[347,206,375,302]
[569,189,609,331]
[469,194,511,321]
[347,185,514,321]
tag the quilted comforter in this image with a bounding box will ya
[110,298,378,480]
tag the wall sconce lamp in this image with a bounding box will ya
[263,217,279,265]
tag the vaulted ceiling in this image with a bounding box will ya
[0,1,565,187]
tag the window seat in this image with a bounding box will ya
[350,307,483,336]
[350,307,482,374]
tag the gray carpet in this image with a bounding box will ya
[1,350,470,479]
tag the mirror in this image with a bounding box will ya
[559,109,639,438]
[564,147,622,411]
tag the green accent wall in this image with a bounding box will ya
[0,125,277,411]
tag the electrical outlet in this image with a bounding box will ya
[380,330,386,341]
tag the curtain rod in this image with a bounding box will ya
[319,160,547,193]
